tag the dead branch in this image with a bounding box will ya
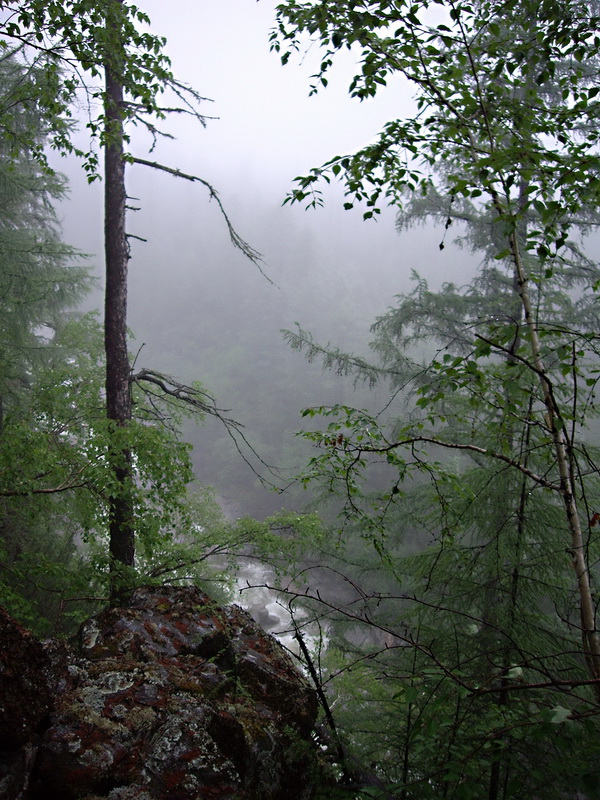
[131,368,233,419]
[130,157,271,278]
[131,368,282,490]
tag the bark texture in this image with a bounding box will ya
[104,0,134,601]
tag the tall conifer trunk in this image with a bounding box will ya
[104,0,134,604]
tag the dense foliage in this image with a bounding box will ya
[2,1,600,796]
[271,1,600,797]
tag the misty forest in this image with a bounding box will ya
[2,0,600,798]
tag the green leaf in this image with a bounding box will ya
[550,706,571,724]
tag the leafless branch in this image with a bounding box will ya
[0,467,89,496]
[356,435,560,490]
[131,368,283,490]
[130,157,270,278]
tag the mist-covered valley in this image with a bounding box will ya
[26,0,479,651]
[3,2,600,797]
[52,0,473,518]
[61,180,470,518]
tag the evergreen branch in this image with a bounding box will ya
[351,435,560,490]
[282,324,402,387]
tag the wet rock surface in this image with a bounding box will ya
[0,586,319,800]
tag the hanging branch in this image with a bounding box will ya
[130,157,270,279]
[131,368,282,491]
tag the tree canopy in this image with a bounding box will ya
[271,1,600,796]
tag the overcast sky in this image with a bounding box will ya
[48,1,475,514]
[140,0,409,184]
[56,0,469,322]
[59,0,454,276]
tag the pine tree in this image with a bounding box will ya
[0,53,91,422]
[0,53,94,632]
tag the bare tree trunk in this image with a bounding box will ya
[104,0,134,605]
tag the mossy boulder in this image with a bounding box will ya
[0,586,319,800]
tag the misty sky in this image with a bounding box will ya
[48,0,478,515]
[142,0,408,184]
[56,0,468,304]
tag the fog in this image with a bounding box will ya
[54,0,473,518]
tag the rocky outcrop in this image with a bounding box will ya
[0,586,320,800]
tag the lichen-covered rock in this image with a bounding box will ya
[0,586,319,800]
